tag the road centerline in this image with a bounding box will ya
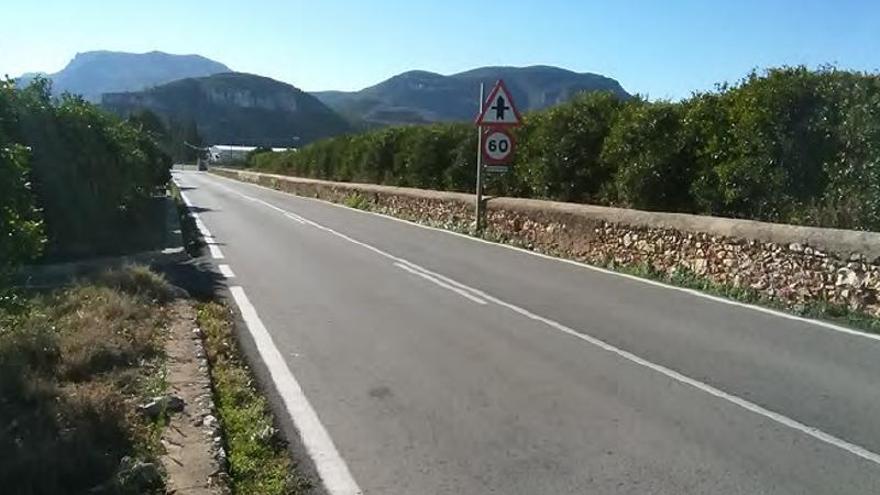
[394,262,488,304]
[208,175,880,469]
[206,171,880,344]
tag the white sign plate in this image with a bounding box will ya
[482,128,515,164]
[475,80,522,126]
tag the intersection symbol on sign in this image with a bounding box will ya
[492,95,510,121]
[475,80,521,126]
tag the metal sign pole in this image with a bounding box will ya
[475,83,485,234]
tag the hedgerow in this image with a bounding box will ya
[1,77,171,263]
[252,66,880,231]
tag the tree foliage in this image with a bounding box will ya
[0,80,45,275]
[127,109,203,163]
[252,66,880,231]
[0,143,44,275]
[1,77,172,262]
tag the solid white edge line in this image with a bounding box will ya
[218,264,236,278]
[229,286,362,495]
[209,174,880,468]
[394,262,487,305]
[207,171,880,344]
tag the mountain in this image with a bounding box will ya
[102,72,351,146]
[17,50,231,101]
[312,65,630,126]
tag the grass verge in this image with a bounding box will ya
[0,265,177,494]
[197,302,312,495]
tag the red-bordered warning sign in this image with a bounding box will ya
[475,80,522,127]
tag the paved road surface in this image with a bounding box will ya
[174,170,880,494]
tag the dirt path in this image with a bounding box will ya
[160,301,228,494]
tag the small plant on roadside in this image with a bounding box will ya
[197,302,312,495]
[343,192,371,210]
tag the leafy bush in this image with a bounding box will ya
[810,71,880,230]
[2,78,172,259]
[700,68,840,222]
[603,101,695,211]
[250,66,880,231]
[0,81,45,279]
[244,146,274,167]
[0,143,45,275]
[517,91,624,202]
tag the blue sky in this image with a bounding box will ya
[3,0,878,99]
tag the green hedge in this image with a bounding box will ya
[252,67,880,231]
[1,78,172,262]
[0,81,44,275]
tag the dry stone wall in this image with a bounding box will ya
[214,168,880,318]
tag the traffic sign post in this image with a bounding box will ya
[474,80,521,233]
[474,83,485,233]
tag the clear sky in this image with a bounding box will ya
[3,0,878,99]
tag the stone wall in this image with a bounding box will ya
[213,168,880,318]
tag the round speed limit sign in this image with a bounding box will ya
[482,128,515,164]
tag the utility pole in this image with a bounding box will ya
[474,83,485,234]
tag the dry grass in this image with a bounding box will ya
[0,265,176,494]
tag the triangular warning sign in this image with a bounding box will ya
[475,80,522,127]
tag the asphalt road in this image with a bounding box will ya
[175,170,880,494]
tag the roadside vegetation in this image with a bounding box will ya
[250,66,880,232]
[1,75,312,494]
[1,77,171,261]
[172,175,312,494]
[197,302,313,495]
[0,266,176,493]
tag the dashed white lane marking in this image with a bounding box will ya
[229,286,362,495]
[394,262,487,305]
[205,170,880,345]
[194,217,212,236]
[209,175,880,469]
[205,240,224,260]
[218,264,236,279]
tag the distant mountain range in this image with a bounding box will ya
[17,50,231,102]
[16,51,630,144]
[314,66,630,126]
[102,72,351,146]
